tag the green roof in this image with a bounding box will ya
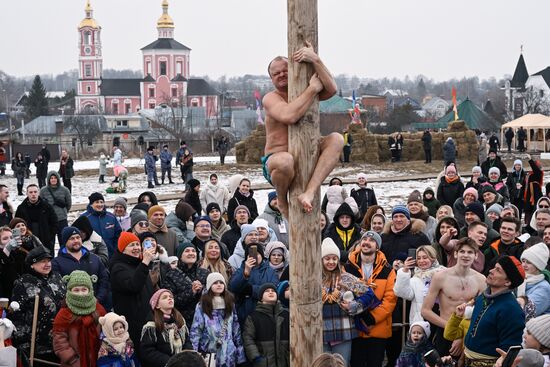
[320,95,353,113]
[412,98,500,131]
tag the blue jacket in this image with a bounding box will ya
[229,260,279,324]
[144,153,156,173]
[525,276,550,316]
[464,289,524,357]
[81,205,122,256]
[51,247,111,309]
[160,150,172,169]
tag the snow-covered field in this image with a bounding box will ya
[1,154,439,223]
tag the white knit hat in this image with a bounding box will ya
[513,159,523,168]
[410,321,431,339]
[521,242,550,272]
[357,173,367,181]
[321,238,340,260]
[488,167,500,176]
[526,314,550,348]
[252,218,269,230]
[206,272,226,291]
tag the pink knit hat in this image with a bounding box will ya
[463,187,479,201]
[149,289,173,310]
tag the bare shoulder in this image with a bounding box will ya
[263,90,286,108]
[429,269,447,288]
[473,271,486,286]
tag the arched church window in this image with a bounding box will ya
[160,61,167,76]
[84,31,92,45]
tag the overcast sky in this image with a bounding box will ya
[1,0,549,81]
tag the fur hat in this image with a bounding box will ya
[206,272,226,291]
[525,314,550,348]
[233,205,250,219]
[409,321,431,339]
[407,190,423,204]
[463,187,479,201]
[88,192,104,205]
[391,205,410,220]
[521,242,550,272]
[147,205,166,219]
[113,197,127,210]
[321,238,340,260]
[98,312,129,345]
[497,255,525,289]
[149,289,173,310]
[465,202,485,222]
[361,231,382,248]
[61,226,81,246]
[25,246,53,266]
[118,232,140,253]
[206,202,221,214]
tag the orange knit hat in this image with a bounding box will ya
[118,232,140,253]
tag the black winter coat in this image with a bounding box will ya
[221,222,244,255]
[184,189,202,216]
[10,270,66,356]
[109,250,154,357]
[421,131,432,150]
[350,186,377,222]
[34,157,48,179]
[323,223,362,263]
[380,220,431,263]
[506,169,527,203]
[140,317,191,367]
[437,178,465,206]
[481,157,508,181]
[0,201,13,227]
[164,262,209,326]
[15,197,58,252]
[227,189,259,223]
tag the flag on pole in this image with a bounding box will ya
[452,87,458,121]
[350,90,361,123]
[254,90,264,124]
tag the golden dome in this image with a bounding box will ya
[157,0,175,28]
[79,0,99,29]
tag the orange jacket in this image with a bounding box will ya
[344,248,397,339]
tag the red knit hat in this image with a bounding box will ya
[118,232,140,253]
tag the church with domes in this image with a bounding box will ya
[75,0,219,117]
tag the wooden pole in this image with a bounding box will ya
[287,0,322,366]
[30,293,40,367]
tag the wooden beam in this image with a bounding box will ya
[287,0,322,365]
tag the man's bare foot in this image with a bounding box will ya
[278,195,289,219]
[298,192,314,214]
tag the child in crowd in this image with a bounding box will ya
[99,154,110,184]
[52,270,106,367]
[97,312,139,367]
[140,289,190,367]
[396,321,433,367]
[190,272,246,367]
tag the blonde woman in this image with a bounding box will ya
[199,238,233,282]
[393,245,445,323]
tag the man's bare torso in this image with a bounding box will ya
[438,268,485,321]
[264,90,289,155]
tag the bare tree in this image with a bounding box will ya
[523,86,550,115]
[64,113,102,151]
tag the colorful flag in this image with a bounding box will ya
[452,87,458,121]
[254,90,264,124]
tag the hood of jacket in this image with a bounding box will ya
[326,185,346,206]
[73,215,94,240]
[383,218,426,235]
[423,188,435,200]
[333,202,355,223]
[46,171,62,187]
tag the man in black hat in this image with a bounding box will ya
[481,149,507,181]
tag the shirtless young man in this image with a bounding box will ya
[421,238,486,357]
[262,42,344,218]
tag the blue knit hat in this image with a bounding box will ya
[391,205,410,220]
[194,215,212,229]
[240,224,257,241]
[268,191,277,203]
[62,226,81,246]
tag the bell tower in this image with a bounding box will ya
[76,0,103,113]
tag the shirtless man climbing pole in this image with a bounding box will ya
[262,41,344,218]
[421,237,486,357]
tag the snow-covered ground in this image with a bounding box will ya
[1,154,438,223]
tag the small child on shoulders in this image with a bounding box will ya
[396,321,434,367]
[98,312,139,367]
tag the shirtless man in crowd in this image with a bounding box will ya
[262,41,344,218]
[421,238,486,357]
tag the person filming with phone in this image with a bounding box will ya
[229,224,279,324]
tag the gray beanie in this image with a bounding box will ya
[130,209,148,229]
[114,197,127,210]
[517,349,544,367]
[526,314,550,348]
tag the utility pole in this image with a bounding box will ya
[287,0,322,366]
